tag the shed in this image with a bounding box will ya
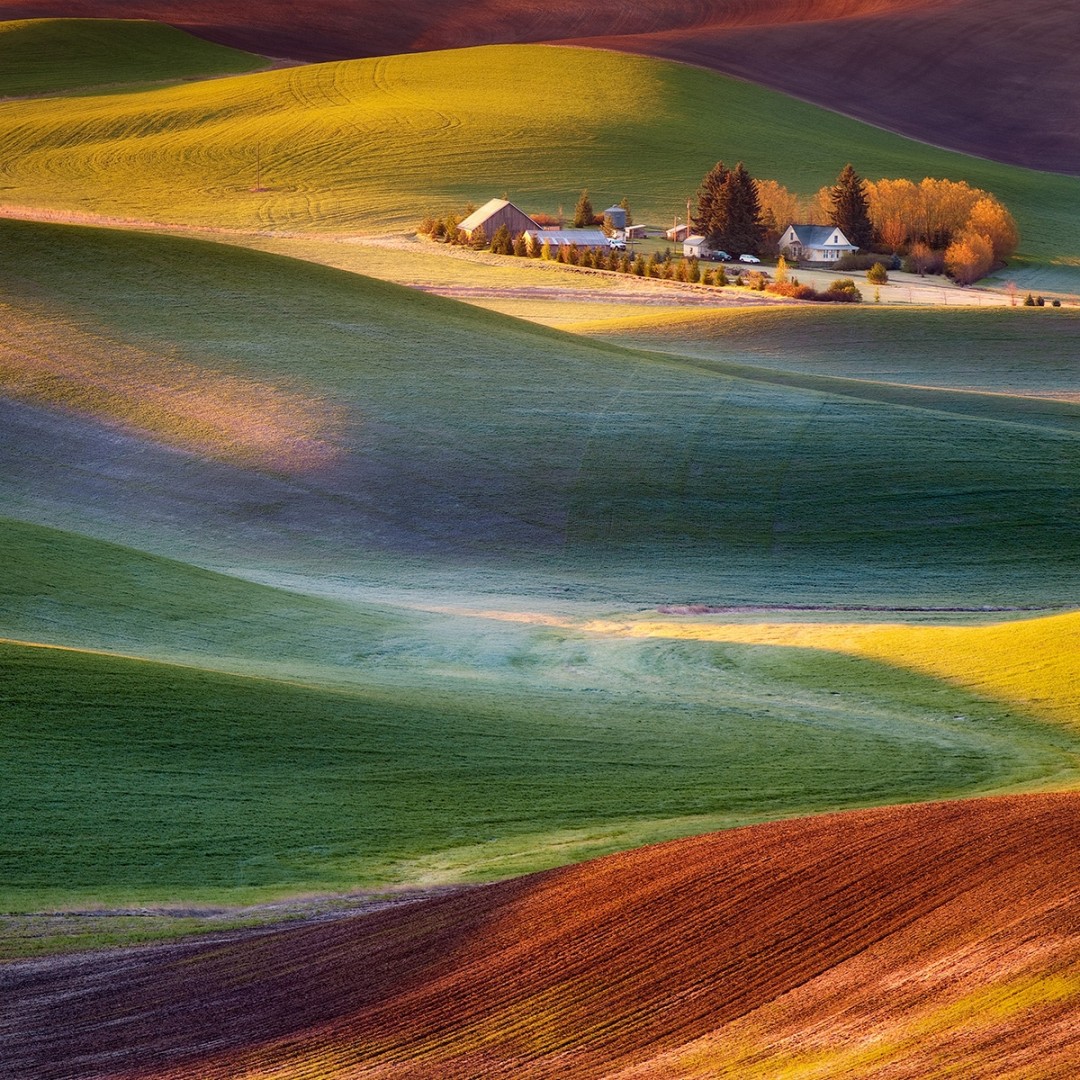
[665,223,690,243]
[683,235,708,258]
[624,224,648,240]
[457,198,538,242]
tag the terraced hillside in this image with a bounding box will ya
[1,34,1078,275]
[6,794,1078,1078]
[1,1,1075,173]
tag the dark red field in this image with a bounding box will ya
[5,793,1079,1079]
[2,0,1077,174]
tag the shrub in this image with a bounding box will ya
[820,278,863,302]
[1023,292,1036,306]
[866,261,889,284]
[837,253,885,272]
[1036,295,1046,307]
[766,281,816,299]
[1052,299,1062,308]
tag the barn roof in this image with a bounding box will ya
[458,198,536,232]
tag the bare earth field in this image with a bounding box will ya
[2,0,1076,173]
[5,793,1078,1079]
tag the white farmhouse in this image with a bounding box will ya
[778,224,859,264]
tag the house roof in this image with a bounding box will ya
[458,198,536,232]
[784,224,855,248]
[684,235,707,246]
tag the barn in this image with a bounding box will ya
[457,199,538,243]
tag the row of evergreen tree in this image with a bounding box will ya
[693,162,873,255]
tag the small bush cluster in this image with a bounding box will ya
[766,274,862,303]
[1023,293,1057,307]
[837,252,899,272]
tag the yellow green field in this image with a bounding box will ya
[1,26,1078,275]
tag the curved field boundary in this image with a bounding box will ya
[4,793,1079,1078]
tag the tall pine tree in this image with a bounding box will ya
[693,160,764,254]
[693,161,729,244]
[829,164,874,250]
[723,162,765,255]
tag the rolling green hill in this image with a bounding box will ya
[4,215,1080,607]
[0,37,1077,271]
[6,585,1080,910]
[0,18,266,97]
[566,305,1080,398]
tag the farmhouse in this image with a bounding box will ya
[525,228,611,254]
[458,198,538,243]
[778,224,859,264]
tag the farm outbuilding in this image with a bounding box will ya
[683,235,708,257]
[603,205,628,231]
[778,224,859,264]
[457,198,538,243]
[666,223,690,242]
[524,229,612,254]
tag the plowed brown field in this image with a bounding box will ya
[5,793,1079,1079]
[2,0,1076,173]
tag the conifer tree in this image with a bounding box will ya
[693,160,764,255]
[723,162,765,255]
[693,161,729,242]
[618,196,633,226]
[573,189,594,228]
[829,164,874,250]
[489,223,513,255]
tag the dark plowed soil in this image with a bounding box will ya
[5,793,1079,1079]
[2,0,1077,173]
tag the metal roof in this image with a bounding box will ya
[458,198,537,232]
[783,224,856,248]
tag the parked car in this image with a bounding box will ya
[608,239,626,251]
[707,250,731,262]
[738,253,761,264]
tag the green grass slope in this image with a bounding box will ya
[0,43,1077,269]
[6,623,1080,910]
[567,306,1080,398]
[0,18,266,97]
[4,215,1080,606]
